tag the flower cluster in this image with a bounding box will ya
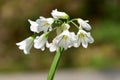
[16,9,94,54]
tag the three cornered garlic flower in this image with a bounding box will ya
[16,9,94,80]
[77,18,91,31]
[16,37,34,54]
[28,16,54,33]
[75,29,94,48]
[51,9,69,19]
[49,30,76,52]
[34,32,49,51]
[56,23,70,35]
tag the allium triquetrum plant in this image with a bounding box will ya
[16,9,94,80]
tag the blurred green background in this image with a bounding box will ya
[0,0,120,73]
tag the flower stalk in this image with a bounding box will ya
[47,47,64,80]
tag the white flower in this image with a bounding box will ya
[56,23,70,35]
[77,18,91,30]
[51,9,69,19]
[16,37,34,54]
[75,29,94,48]
[47,42,57,52]
[28,19,39,33]
[48,30,77,52]
[34,32,49,51]
[28,16,54,33]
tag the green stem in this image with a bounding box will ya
[47,47,64,80]
[70,18,79,22]
[70,21,79,29]
[67,18,78,24]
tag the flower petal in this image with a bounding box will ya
[81,38,88,48]
[78,18,91,31]
[28,19,39,33]
[51,9,69,19]
[34,33,48,51]
[87,33,94,43]
[16,37,33,54]
[49,44,57,52]
[76,29,94,48]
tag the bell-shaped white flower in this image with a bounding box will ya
[16,37,34,54]
[49,30,77,52]
[51,9,69,19]
[56,23,70,35]
[34,32,49,51]
[75,29,94,48]
[28,19,39,33]
[28,16,54,33]
[77,18,91,31]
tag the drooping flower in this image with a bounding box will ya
[16,37,34,54]
[51,9,69,19]
[28,19,39,33]
[77,18,91,31]
[28,16,54,33]
[75,29,94,48]
[56,23,70,35]
[48,30,77,52]
[34,32,49,51]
